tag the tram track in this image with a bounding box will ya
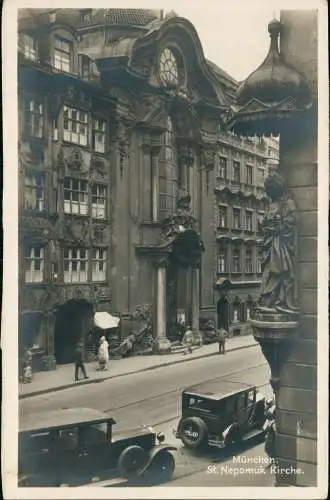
[102,361,267,414]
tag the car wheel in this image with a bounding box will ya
[118,445,148,479]
[145,450,176,485]
[180,416,208,449]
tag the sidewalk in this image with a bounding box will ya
[19,335,258,399]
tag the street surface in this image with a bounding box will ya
[20,345,274,486]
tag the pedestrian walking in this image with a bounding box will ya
[74,342,89,381]
[21,346,33,383]
[98,336,109,370]
[217,327,228,354]
[182,325,193,355]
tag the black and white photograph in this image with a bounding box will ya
[1,0,328,498]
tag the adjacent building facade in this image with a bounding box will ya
[18,8,277,368]
[212,134,278,335]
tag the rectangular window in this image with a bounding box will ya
[25,99,43,138]
[63,248,88,283]
[24,247,44,283]
[233,161,240,184]
[258,167,265,184]
[64,178,88,215]
[53,117,59,141]
[218,206,227,228]
[257,248,263,274]
[93,119,106,153]
[92,184,107,219]
[246,165,253,185]
[245,249,253,273]
[217,245,227,273]
[63,106,88,146]
[23,34,37,61]
[54,37,71,72]
[257,212,264,233]
[217,157,227,180]
[92,248,107,282]
[24,173,45,212]
[232,248,240,273]
[81,55,91,80]
[233,208,241,230]
[245,211,253,232]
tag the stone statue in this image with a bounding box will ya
[258,172,299,314]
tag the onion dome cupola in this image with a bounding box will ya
[226,18,313,136]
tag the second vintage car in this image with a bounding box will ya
[19,407,176,487]
[175,379,267,450]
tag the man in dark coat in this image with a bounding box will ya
[74,342,89,381]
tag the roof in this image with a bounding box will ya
[184,379,255,400]
[20,408,116,434]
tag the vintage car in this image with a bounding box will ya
[175,380,267,450]
[19,407,176,487]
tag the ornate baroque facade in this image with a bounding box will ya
[18,8,277,367]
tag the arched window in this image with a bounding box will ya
[159,117,178,220]
[159,48,179,86]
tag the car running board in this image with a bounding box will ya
[242,428,265,441]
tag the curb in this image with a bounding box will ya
[19,341,258,400]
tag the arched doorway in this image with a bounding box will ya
[166,229,204,341]
[54,299,94,364]
[217,297,229,330]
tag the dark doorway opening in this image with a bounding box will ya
[54,299,93,364]
[217,298,229,330]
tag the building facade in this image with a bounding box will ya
[212,134,278,336]
[18,8,277,368]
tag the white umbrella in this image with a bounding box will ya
[94,312,120,330]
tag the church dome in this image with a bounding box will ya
[236,19,310,107]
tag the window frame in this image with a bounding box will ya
[233,208,241,230]
[64,178,89,216]
[24,246,44,283]
[246,164,253,185]
[218,205,227,228]
[91,183,107,220]
[218,156,227,180]
[63,248,89,283]
[24,98,44,138]
[245,210,253,232]
[217,245,227,273]
[54,36,72,73]
[92,118,107,153]
[92,248,107,282]
[245,248,253,273]
[63,106,89,146]
[232,247,241,273]
[24,172,45,212]
[233,161,241,184]
[22,33,38,61]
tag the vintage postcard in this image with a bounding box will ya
[1,0,328,498]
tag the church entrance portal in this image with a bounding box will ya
[54,299,94,364]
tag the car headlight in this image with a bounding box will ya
[157,432,166,443]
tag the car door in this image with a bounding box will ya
[235,392,249,431]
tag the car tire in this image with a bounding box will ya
[118,445,148,479]
[144,450,176,485]
[179,416,208,449]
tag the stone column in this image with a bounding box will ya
[153,262,171,353]
[185,266,192,325]
[191,266,203,345]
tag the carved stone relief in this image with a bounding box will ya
[90,154,106,178]
[91,223,109,245]
[62,218,90,245]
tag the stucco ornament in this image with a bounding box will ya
[161,189,196,239]
[258,172,299,314]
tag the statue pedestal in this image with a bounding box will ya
[250,308,299,392]
[153,337,172,354]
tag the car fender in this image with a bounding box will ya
[139,445,176,475]
[222,423,239,443]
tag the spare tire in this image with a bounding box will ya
[179,416,208,449]
[118,445,148,478]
